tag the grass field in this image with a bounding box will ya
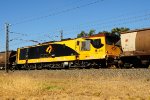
[0,69,150,100]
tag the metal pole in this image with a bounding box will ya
[5,23,9,73]
[60,30,63,40]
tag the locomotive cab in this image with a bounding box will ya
[77,33,121,68]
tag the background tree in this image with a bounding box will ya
[77,31,87,38]
[98,31,110,34]
[88,29,95,36]
[77,29,95,38]
[110,27,130,44]
[77,27,130,38]
[111,27,130,36]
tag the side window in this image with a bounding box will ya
[77,41,80,45]
[91,39,103,48]
[19,48,27,60]
[81,40,90,51]
[26,48,29,59]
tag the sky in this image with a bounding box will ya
[0,0,150,51]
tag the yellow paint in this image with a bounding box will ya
[17,35,121,65]
[106,44,121,57]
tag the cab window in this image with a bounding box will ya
[91,39,103,48]
[81,40,90,51]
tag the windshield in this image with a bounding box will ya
[90,39,104,48]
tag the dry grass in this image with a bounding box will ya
[0,69,150,100]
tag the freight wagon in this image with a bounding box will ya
[119,28,150,68]
[0,51,16,69]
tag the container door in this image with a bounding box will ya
[121,32,137,52]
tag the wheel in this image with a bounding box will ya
[101,60,107,68]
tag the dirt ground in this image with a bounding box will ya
[0,69,150,100]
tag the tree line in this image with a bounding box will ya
[77,27,130,38]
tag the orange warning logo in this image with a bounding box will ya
[46,45,52,54]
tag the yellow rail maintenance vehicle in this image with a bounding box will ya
[16,33,121,69]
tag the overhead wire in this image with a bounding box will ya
[6,0,104,42]
[8,9,150,35]
[0,0,90,36]
[60,10,150,32]
[63,14,150,37]
[9,30,60,42]
[11,0,103,26]
[12,0,86,24]
[10,10,150,40]
[2,0,150,51]
[10,31,28,36]
[9,10,150,45]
